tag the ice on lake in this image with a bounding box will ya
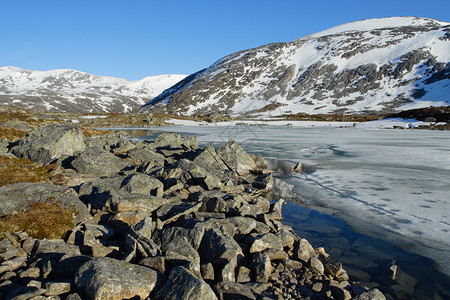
[133,125,450,276]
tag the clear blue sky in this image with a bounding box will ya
[1,0,449,80]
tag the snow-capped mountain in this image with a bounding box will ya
[142,17,450,116]
[0,66,186,113]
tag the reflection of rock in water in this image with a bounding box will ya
[272,178,306,205]
[266,159,294,176]
[266,158,316,177]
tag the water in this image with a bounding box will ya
[115,125,450,298]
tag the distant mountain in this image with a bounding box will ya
[142,17,450,117]
[0,66,186,113]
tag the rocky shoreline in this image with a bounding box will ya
[0,124,386,299]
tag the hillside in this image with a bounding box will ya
[142,17,450,117]
[0,66,186,113]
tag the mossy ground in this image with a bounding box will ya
[0,156,56,187]
[0,201,74,240]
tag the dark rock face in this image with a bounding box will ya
[142,17,450,116]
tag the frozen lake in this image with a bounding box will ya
[112,124,450,297]
[131,125,450,272]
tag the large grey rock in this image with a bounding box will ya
[71,147,134,177]
[153,266,218,300]
[192,145,229,178]
[77,176,124,208]
[75,257,163,300]
[35,239,81,260]
[198,228,243,265]
[296,238,316,262]
[353,288,386,300]
[0,182,91,224]
[199,191,245,214]
[252,253,272,283]
[216,282,256,300]
[109,192,172,214]
[217,139,256,175]
[154,227,205,250]
[249,233,284,253]
[11,124,85,163]
[153,132,183,149]
[120,173,164,197]
[308,256,325,274]
[126,147,166,166]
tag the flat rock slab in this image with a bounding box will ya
[0,182,91,224]
[75,257,163,300]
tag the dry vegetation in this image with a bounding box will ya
[0,156,56,187]
[0,201,74,240]
[0,127,28,140]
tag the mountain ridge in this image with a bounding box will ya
[142,16,450,117]
[0,66,186,113]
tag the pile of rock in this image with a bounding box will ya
[0,124,385,299]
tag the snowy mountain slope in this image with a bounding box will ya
[142,17,450,116]
[0,66,186,113]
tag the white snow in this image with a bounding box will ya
[306,17,449,39]
[165,117,433,129]
[177,17,450,117]
[0,66,187,109]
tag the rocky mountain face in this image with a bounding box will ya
[0,66,186,113]
[142,17,450,117]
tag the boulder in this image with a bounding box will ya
[75,257,163,300]
[139,256,166,274]
[249,233,283,253]
[318,253,343,278]
[45,281,72,296]
[353,288,386,300]
[154,227,205,250]
[0,182,91,225]
[35,239,81,260]
[236,266,251,282]
[252,173,273,192]
[120,173,164,197]
[250,154,268,170]
[153,266,218,300]
[192,145,229,179]
[11,124,85,163]
[252,253,272,283]
[296,238,316,262]
[153,132,184,149]
[71,146,134,177]
[198,228,243,265]
[217,139,256,175]
[201,263,215,281]
[199,191,245,214]
[308,256,325,274]
[126,147,166,166]
[216,282,256,300]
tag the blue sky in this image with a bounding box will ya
[1,0,449,80]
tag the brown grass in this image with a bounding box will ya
[81,127,110,137]
[0,127,28,140]
[0,156,56,187]
[0,201,74,240]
